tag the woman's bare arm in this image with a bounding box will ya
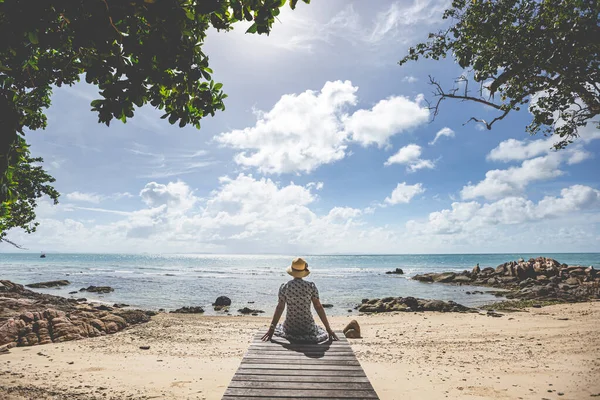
[261,299,285,341]
[312,297,339,341]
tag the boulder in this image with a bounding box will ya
[453,275,473,284]
[565,277,580,285]
[412,274,434,282]
[385,268,404,275]
[433,273,456,283]
[171,306,205,314]
[238,307,265,314]
[213,296,231,307]
[26,280,70,289]
[322,304,334,308]
[79,286,114,294]
[343,320,361,338]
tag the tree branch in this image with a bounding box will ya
[0,237,28,249]
[427,75,513,130]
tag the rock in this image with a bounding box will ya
[68,291,78,295]
[112,303,130,308]
[480,267,495,275]
[238,307,265,314]
[213,305,229,311]
[139,346,150,350]
[213,296,231,307]
[412,274,434,282]
[79,286,114,294]
[26,280,70,289]
[565,277,580,285]
[322,304,333,308]
[385,268,404,275]
[0,280,152,347]
[171,306,205,314]
[453,276,473,283]
[343,320,361,338]
[94,305,113,311]
[433,273,456,283]
[486,310,503,317]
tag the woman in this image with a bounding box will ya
[262,257,338,343]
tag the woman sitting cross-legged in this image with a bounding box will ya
[262,257,338,343]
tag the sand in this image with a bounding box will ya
[1,302,599,400]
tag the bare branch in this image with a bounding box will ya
[427,75,514,130]
[0,237,28,249]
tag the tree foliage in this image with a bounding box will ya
[0,0,309,242]
[0,147,59,247]
[400,0,600,149]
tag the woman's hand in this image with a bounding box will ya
[261,327,275,341]
[327,328,339,341]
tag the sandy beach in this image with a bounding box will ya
[1,302,599,399]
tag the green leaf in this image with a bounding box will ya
[214,82,223,91]
[28,31,39,44]
[246,23,258,34]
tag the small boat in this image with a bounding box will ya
[40,252,46,258]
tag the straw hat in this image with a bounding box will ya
[286,257,310,278]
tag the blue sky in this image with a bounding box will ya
[3,0,600,254]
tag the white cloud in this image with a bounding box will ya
[385,182,425,205]
[463,140,593,200]
[65,192,103,204]
[402,75,418,83]
[344,95,429,148]
[408,185,600,236]
[139,181,197,211]
[487,137,556,162]
[461,154,564,200]
[429,127,455,145]
[215,81,428,174]
[384,144,435,172]
[277,0,450,53]
[215,80,356,174]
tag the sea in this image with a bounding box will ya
[1,253,598,316]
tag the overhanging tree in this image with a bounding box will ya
[399,0,600,149]
[0,148,59,247]
[0,0,309,243]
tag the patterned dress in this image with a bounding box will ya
[274,279,329,343]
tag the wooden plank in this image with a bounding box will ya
[231,374,371,383]
[244,353,357,359]
[223,388,378,398]
[223,397,368,400]
[227,381,375,390]
[223,330,378,399]
[236,363,362,371]
[235,369,367,377]
[242,358,360,366]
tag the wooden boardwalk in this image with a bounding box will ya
[222,332,379,399]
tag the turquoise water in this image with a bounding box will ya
[1,253,597,315]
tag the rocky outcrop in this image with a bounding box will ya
[26,280,70,288]
[356,296,471,313]
[171,306,204,314]
[411,257,600,303]
[385,268,404,275]
[0,280,151,348]
[237,307,264,315]
[79,286,114,294]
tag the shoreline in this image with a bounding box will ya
[2,302,600,400]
